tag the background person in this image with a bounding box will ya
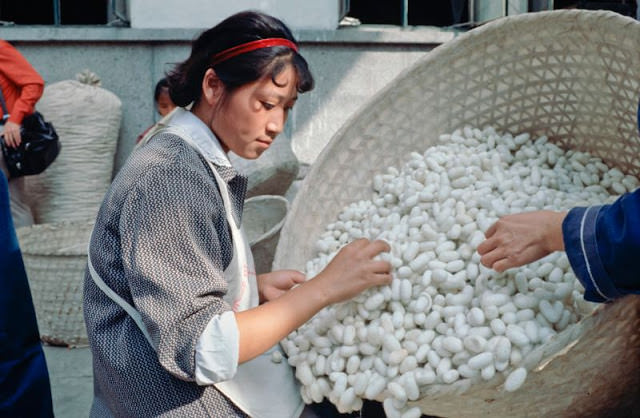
[0,39,45,228]
[0,169,54,417]
[135,77,177,144]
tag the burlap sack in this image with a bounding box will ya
[25,76,121,224]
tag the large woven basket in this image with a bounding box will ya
[274,10,640,417]
[244,195,289,275]
[16,221,94,347]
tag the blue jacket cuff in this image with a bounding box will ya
[562,205,622,303]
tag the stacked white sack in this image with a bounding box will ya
[282,127,639,418]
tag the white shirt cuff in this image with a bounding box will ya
[194,310,239,385]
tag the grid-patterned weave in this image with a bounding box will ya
[274,10,640,416]
[16,221,94,346]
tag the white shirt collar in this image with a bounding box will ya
[167,107,232,167]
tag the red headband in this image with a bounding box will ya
[210,38,298,67]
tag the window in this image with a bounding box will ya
[347,0,637,27]
[0,0,109,25]
[348,0,470,27]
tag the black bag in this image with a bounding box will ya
[0,87,60,178]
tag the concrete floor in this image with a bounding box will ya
[42,345,93,418]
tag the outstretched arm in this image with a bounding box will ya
[477,210,566,273]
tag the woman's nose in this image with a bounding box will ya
[266,111,285,136]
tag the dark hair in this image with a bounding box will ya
[154,78,170,102]
[166,10,314,107]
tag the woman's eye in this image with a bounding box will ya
[262,102,275,110]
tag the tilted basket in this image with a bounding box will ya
[274,10,640,417]
[16,221,94,347]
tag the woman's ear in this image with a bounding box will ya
[202,68,224,106]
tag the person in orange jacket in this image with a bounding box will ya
[0,40,45,227]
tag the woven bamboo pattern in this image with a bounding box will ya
[244,195,289,275]
[16,221,94,347]
[274,10,640,416]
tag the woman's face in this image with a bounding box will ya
[212,64,298,159]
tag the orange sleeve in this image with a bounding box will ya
[0,40,44,125]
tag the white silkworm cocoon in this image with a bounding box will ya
[463,335,487,353]
[548,267,564,282]
[439,250,460,263]
[402,372,420,401]
[388,381,408,403]
[442,369,460,384]
[513,293,538,310]
[346,355,360,375]
[539,300,562,323]
[401,407,423,418]
[515,309,535,322]
[399,356,418,375]
[458,364,478,379]
[389,349,408,366]
[493,336,511,362]
[271,350,283,363]
[383,335,402,353]
[499,302,517,314]
[383,398,402,418]
[502,312,517,325]
[451,351,470,367]
[353,372,369,396]
[504,367,527,392]
[424,311,441,329]
[506,326,530,348]
[447,286,474,306]
[296,363,314,386]
[523,320,539,343]
[442,336,464,353]
[556,309,571,331]
[554,282,573,300]
[400,279,413,302]
[467,326,492,339]
[415,367,437,385]
[396,266,412,279]
[468,352,494,370]
[490,318,506,335]
[536,262,554,277]
[463,307,483,327]
[402,242,420,262]
[431,269,449,284]
[364,375,386,400]
[481,364,496,381]
[408,253,430,273]
[446,259,465,273]
[481,292,510,308]
[337,387,357,413]
[427,350,441,369]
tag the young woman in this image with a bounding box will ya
[83,11,391,417]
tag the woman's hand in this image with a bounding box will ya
[477,210,567,273]
[313,238,392,305]
[2,121,22,148]
[257,270,306,303]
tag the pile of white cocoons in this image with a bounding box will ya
[282,126,639,418]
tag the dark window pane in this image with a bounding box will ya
[61,0,107,24]
[348,0,402,25]
[0,0,54,24]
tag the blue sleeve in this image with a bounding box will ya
[562,188,640,302]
